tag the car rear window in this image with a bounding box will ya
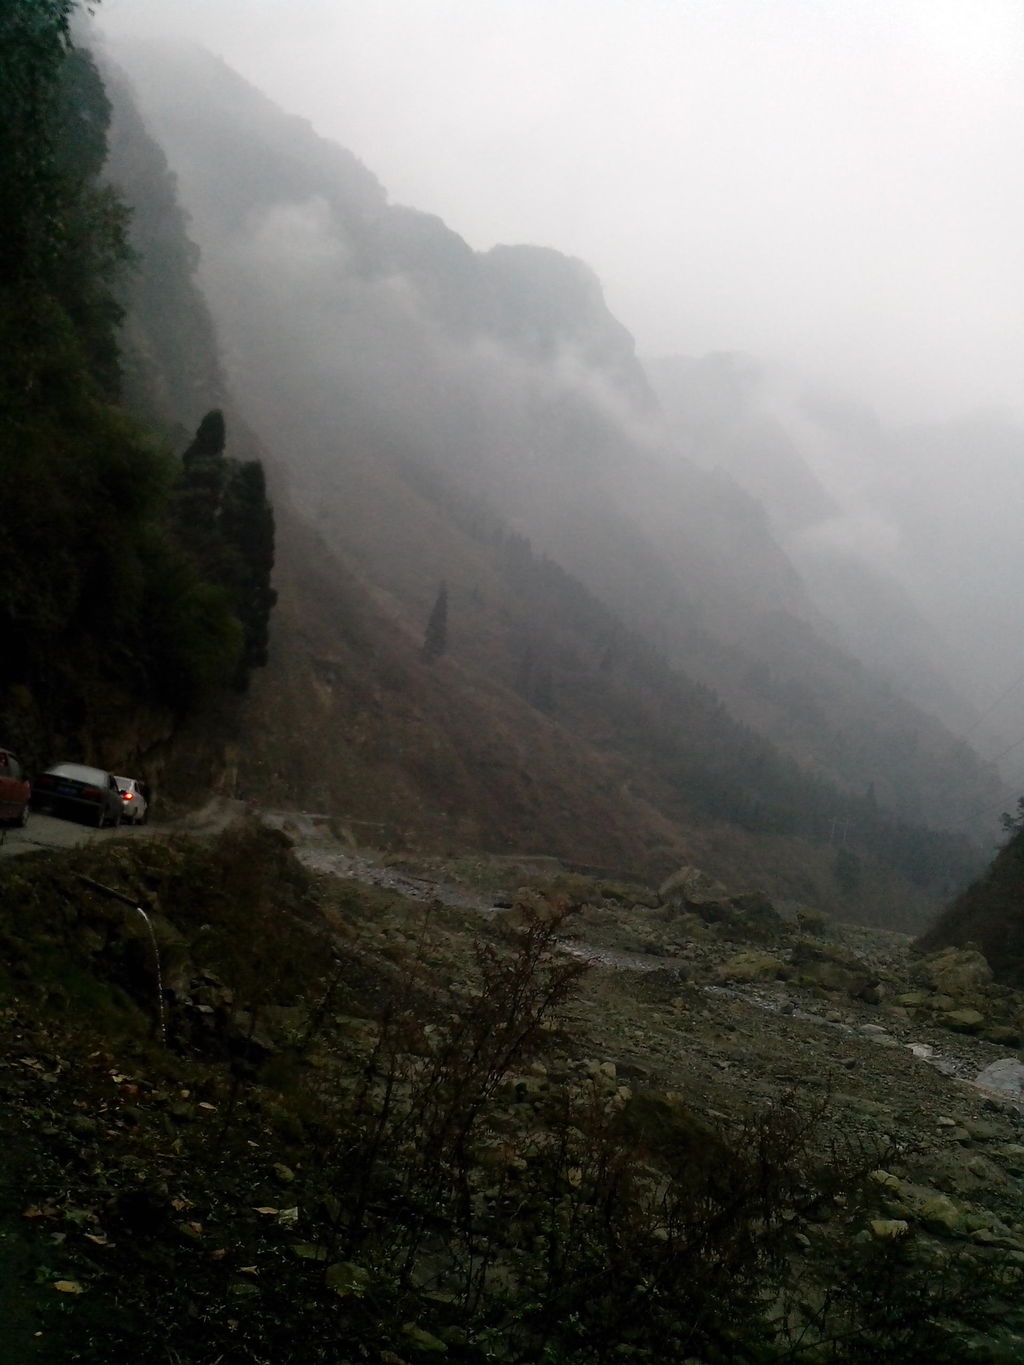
[48,763,109,785]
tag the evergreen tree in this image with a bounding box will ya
[0,1,285,762]
[0,0,77,288]
[221,459,278,684]
[177,408,229,556]
[421,582,448,662]
[0,4,251,749]
[175,410,277,689]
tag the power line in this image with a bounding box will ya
[984,731,1024,766]
[962,669,1024,740]
[950,769,1024,832]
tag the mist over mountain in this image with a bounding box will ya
[650,350,1024,761]
[645,354,985,739]
[12,13,1024,1358]
[99,38,1011,851]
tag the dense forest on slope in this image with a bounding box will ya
[0,4,275,771]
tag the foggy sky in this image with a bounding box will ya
[97,0,1024,424]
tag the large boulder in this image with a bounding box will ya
[659,866,783,938]
[915,946,993,999]
[976,1058,1024,1096]
[715,951,788,984]
[789,940,880,1001]
[940,1007,985,1034]
[725,892,785,939]
[659,865,729,908]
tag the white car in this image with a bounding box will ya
[114,776,149,825]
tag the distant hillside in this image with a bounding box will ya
[80,37,1006,915]
[917,813,1024,983]
[646,352,979,738]
[99,39,1008,850]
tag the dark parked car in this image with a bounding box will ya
[31,763,123,827]
[0,747,31,827]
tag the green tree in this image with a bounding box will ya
[1000,796,1024,836]
[0,0,77,287]
[221,459,278,684]
[174,411,277,689]
[176,409,229,557]
[0,7,265,755]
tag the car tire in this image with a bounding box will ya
[17,805,29,828]
[94,805,106,829]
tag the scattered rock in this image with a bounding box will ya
[324,1261,371,1298]
[715,952,788,984]
[961,1119,1006,1143]
[896,991,931,1009]
[659,865,729,906]
[999,1144,1024,1174]
[793,905,829,934]
[402,1322,449,1354]
[870,1218,909,1239]
[976,1058,1024,1096]
[940,1008,985,1034]
[915,946,993,998]
[917,1193,964,1237]
[791,941,879,1000]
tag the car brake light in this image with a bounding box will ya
[122,791,134,801]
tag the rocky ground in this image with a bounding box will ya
[295,826,1024,1317]
[3,815,1024,1362]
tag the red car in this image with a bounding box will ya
[0,747,31,827]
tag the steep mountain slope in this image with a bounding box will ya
[62,37,1016,929]
[213,495,948,927]
[101,58,226,439]
[646,352,978,736]
[99,39,1006,851]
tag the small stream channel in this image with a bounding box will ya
[296,840,1023,1106]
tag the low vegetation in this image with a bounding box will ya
[1,823,1022,1362]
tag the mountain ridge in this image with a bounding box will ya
[93,35,1007,922]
